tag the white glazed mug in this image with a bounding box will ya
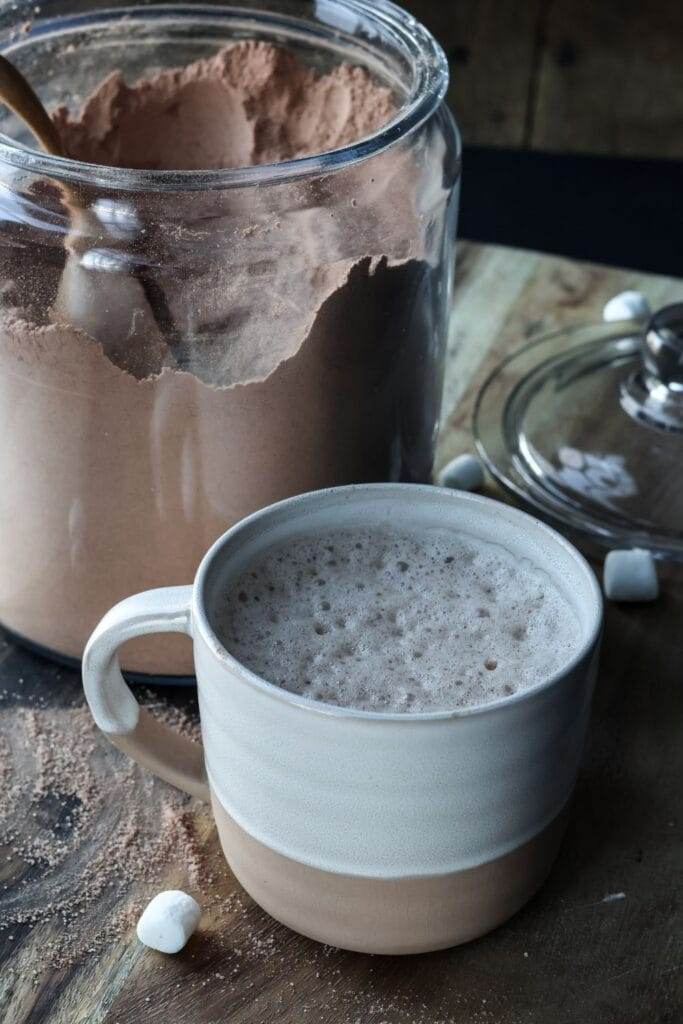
[82,484,603,954]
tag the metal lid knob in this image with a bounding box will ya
[642,303,683,390]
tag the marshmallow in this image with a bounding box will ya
[437,453,485,492]
[602,291,651,323]
[603,549,658,602]
[136,890,201,953]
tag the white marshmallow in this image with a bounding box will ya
[602,291,651,323]
[603,549,658,602]
[136,890,201,953]
[437,453,485,492]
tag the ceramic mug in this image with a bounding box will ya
[82,484,603,954]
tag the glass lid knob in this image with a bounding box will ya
[622,303,683,432]
[642,303,683,389]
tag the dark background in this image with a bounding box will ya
[405,0,683,275]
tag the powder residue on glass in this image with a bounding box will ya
[0,40,447,675]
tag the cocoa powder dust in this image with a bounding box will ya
[0,685,474,1023]
[52,40,396,170]
[0,691,206,969]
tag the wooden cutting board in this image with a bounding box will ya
[1,242,681,1024]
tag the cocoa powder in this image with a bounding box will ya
[0,698,206,967]
[53,40,395,170]
[0,41,446,674]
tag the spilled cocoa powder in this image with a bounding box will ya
[0,678,487,1021]
[0,692,481,1023]
[0,40,449,676]
[0,697,207,968]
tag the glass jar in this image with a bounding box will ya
[0,0,460,677]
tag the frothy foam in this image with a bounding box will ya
[216,525,583,712]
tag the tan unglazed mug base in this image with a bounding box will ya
[211,790,568,955]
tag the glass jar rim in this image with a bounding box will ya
[0,0,450,192]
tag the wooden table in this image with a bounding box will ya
[1,243,681,1024]
[406,0,683,159]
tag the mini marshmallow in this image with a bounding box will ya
[603,548,658,602]
[602,290,651,323]
[136,890,201,953]
[437,453,485,492]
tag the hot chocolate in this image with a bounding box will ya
[216,523,583,712]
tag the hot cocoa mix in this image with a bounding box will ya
[0,41,451,673]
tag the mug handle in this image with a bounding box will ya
[82,585,209,801]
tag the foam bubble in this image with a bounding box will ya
[215,525,583,713]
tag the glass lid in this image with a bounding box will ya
[473,304,683,560]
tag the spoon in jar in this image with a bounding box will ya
[0,53,169,376]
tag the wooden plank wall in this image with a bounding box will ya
[405,0,683,158]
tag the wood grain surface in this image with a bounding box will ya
[531,0,683,157]
[406,0,683,159]
[1,242,681,1024]
[403,0,543,148]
